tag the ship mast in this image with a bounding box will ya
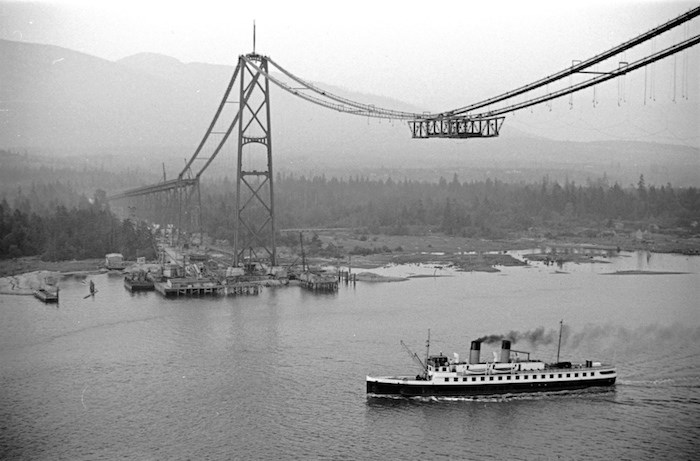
[424,329,430,376]
[556,320,563,363]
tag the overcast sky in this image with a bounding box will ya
[2,0,699,145]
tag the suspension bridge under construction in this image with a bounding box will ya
[108,6,700,270]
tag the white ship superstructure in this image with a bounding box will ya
[367,339,616,397]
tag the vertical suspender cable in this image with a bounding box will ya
[673,53,677,102]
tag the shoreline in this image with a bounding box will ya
[1,233,698,294]
[0,258,105,296]
[0,257,105,279]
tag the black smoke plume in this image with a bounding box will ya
[477,324,700,352]
[476,325,570,347]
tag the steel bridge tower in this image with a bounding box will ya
[234,53,276,266]
[106,6,700,269]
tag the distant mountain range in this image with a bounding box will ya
[1,39,698,186]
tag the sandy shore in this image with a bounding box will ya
[353,272,408,282]
[0,270,62,295]
[0,257,104,278]
[601,270,689,275]
[0,257,105,295]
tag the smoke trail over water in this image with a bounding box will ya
[476,324,700,350]
[476,325,569,347]
[566,324,700,349]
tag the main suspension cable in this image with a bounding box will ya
[448,5,700,116]
[244,56,434,120]
[470,34,700,119]
[266,57,442,120]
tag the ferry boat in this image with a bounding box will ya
[366,333,616,397]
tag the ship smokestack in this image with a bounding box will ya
[500,339,511,363]
[469,340,481,364]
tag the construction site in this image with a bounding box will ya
[104,8,699,300]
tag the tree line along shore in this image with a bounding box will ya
[1,171,698,279]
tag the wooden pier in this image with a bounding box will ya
[154,277,225,297]
[299,272,338,292]
[225,282,261,296]
[338,270,356,286]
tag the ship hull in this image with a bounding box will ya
[367,375,616,397]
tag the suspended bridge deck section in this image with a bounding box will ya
[408,116,505,139]
[107,178,198,201]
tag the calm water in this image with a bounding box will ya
[1,251,698,460]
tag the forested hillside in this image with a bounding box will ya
[201,173,700,244]
[0,195,155,261]
[2,147,699,262]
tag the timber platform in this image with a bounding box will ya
[299,272,338,292]
[154,277,224,297]
[153,275,265,297]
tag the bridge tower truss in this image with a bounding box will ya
[110,178,201,245]
[175,180,202,244]
[234,54,276,266]
[106,6,700,265]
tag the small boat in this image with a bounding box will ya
[33,287,59,303]
[367,327,616,397]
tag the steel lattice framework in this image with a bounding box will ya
[234,54,276,266]
[107,6,700,266]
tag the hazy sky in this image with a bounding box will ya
[2,0,699,145]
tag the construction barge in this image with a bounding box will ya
[33,287,59,303]
[124,271,155,292]
[112,244,349,298]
